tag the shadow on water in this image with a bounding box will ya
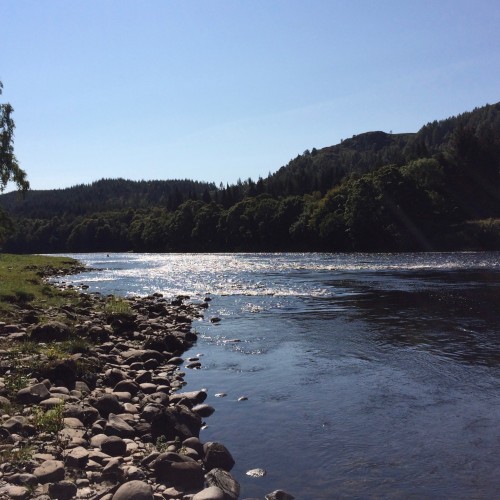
[306,270,500,366]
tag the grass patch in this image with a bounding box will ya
[0,337,95,396]
[104,296,133,315]
[2,337,91,361]
[37,338,92,361]
[33,401,65,434]
[3,372,30,398]
[0,445,36,465]
[0,254,81,314]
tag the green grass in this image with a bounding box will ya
[4,337,91,360]
[33,401,65,434]
[0,336,96,391]
[0,445,36,466]
[104,296,133,315]
[3,372,30,399]
[0,254,80,314]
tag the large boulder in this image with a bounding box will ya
[87,325,111,343]
[48,481,78,500]
[151,452,204,489]
[41,358,77,388]
[100,435,127,457]
[192,404,215,418]
[144,335,183,353]
[94,394,123,418]
[108,313,136,334]
[205,469,240,500]
[104,368,127,387]
[2,415,28,433]
[113,380,139,395]
[265,490,295,500]
[150,405,202,441]
[17,383,50,404]
[30,321,71,342]
[203,442,235,472]
[169,390,207,407]
[62,446,89,468]
[193,486,225,500]
[112,480,153,500]
[105,413,136,439]
[33,460,65,484]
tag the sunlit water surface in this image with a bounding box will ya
[56,252,500,499]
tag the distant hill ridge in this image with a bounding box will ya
[262,102,500,196]
[1,100,499,218]
[0,178,215,218]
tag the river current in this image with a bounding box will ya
[56,252,500,499]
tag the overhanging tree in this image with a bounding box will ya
[1,80,29,192]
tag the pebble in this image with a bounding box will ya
[246,468,267,477]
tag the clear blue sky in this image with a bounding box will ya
[1,0,499,191]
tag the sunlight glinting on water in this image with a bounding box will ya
[57,252,498,300]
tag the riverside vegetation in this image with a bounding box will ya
[0,254,291,499]
[1,102,499,253]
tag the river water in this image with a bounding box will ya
[56,252,500,499]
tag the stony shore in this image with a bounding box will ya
[0,264,293,500]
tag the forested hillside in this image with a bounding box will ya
[0,178,215,218]
[1,102,499,253]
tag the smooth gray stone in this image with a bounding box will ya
[30,321,71,342]
[17,383,50,404]
[33,460,65,484]
[152,452,204,489]
[2,415,27,433]
[192,486,225,500]
[113,379,139,395]
[8,473,38,487]
[0,485,30,500]
[90,433,108,448]
[100,435,127,457]
[203,442,235,472]
[265,491,295,500]
[134,371,152,384]
[62,446,89,468]
[95,394,122,418]
[105,413,135,438]
[139,382,157,394]
[150,405,202,441]
[169,390,207,405]
[39,397,65,409]
[104,368,127,387]
[111,480,153,500]
[48,481,78,500]
[112,391,132,402]
[205,468,240,500]
[192,403,215,418]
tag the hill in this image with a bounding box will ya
[0,178,216,218]
[1,101,499,253]
[259,102,500,198]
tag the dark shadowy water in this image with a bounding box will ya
[58,252,500,499]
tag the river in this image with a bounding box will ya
[55,252,500,499]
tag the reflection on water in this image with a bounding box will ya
[314,270,500,366]
[55,252,500,499]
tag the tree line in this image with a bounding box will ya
[1,101,499,253]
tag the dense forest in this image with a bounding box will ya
[1,102,499,253]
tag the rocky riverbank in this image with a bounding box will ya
[0,264,293,500]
